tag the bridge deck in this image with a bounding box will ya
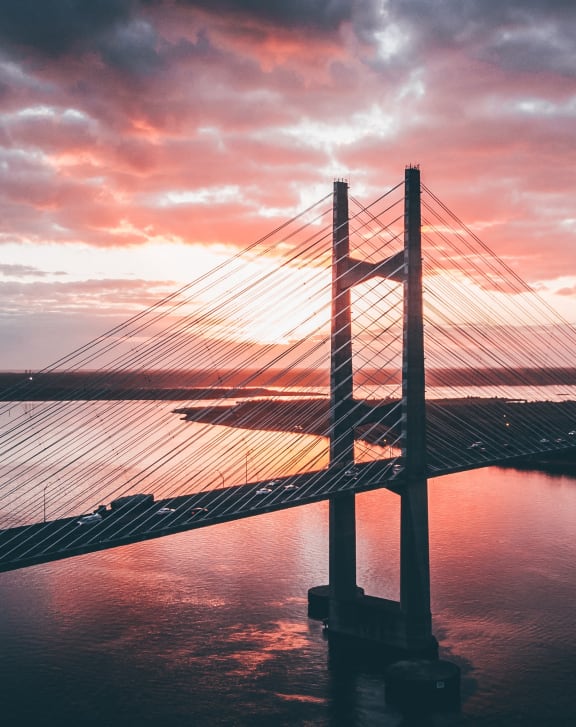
[2,445,574,573]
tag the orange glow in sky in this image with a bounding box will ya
[1,1,575,369]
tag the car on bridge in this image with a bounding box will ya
[76,513,103,526]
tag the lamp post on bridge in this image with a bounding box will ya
[245,449,252,484]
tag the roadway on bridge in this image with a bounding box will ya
[1,443,574,573]
[0,459,401,573]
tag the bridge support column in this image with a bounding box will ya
[397,165,436,653]
[328,180,360,606]
[309,179,364,621]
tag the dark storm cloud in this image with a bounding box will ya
[0,0,136,57]
[175,0,354,31]
[2,0,574,68]
[98,17,164,75]
[0,0,360,80]
[0,0,356,61]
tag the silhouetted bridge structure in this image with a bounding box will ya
[1,167,575,661]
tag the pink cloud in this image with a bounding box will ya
[0,0,575,366]
[556,286,576,297]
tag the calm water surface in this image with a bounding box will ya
[1,463,576,726]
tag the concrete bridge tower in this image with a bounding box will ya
[308,167,437,657]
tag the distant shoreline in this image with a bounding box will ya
[0,386,322,402]
[2,366,576,394]
[2,376,575,475]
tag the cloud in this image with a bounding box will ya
[2,1,575,80]
[0,263,63,278]
[98,17,165,76]
[382,0,576,48]
[555,285,576,297]
[0,277,177,315]
[0,0,135,57]
[176,0,354,31]
[0,0,358,77]
[0,0,575,368]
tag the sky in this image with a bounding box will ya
[1,0,575,370]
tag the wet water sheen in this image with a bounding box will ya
[1,463,576,726]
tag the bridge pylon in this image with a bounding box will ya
[308,168,438,658]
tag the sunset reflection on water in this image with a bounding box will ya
[2,407,576,724]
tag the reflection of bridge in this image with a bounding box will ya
[1,167,575,661]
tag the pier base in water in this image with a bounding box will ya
[308,585,438,658]
[385,658,461,712]
[308,586,460,713]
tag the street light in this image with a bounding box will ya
[245,449,252,483]
[216,469,225,488]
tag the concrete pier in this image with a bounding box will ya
[385,659,461,712]
[308,585,437,658]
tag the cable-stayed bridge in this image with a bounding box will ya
[1,167,575,655]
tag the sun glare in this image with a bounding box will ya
[185,253,332,346]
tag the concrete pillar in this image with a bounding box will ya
[329,180,357,601]
[400,166,433,644]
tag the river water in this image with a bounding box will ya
[1,399,576,726]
